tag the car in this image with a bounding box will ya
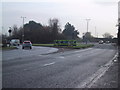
[99,40,104,44]
[22,41,32,49]
[105,41,110,44]
[10,39,20,46]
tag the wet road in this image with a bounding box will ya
[2,44,117,88]
[2,46,58,61]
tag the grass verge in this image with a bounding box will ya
[33,44,54,47]
[1,47,18,50]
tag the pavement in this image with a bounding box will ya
[90,58,118,88]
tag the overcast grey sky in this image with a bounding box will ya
[1,0,119,37]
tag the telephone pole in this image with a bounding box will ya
[21,16,26,42]
[85,19,91,44]
[118,1,120,63]
[86,19,91,32]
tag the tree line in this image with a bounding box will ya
[1,18,115,45]
[7,18,79,43]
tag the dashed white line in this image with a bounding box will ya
[38,55,42,56]
[58,56,65,59]
[43,62,55,66]
[75,51,80,52]
[23,69,28,71]
[74,48,93,53]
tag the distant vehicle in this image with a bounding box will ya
[99,40,104,44]
[10,39,20,46]
[22,41,32,49]
[105,41,110,44]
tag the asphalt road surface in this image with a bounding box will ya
[2,44,117,88]
[2,46,58,61]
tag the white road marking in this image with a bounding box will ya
[23,69,28,71]
[113,59,117,62]
[43,62,55,66]
[74,48,93,53]
[75,51,80,52]
[38,55,42,56]
[58,56,65,59]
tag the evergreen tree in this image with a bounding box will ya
[62,22,79,39]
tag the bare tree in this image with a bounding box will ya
[103,32,113,39]
[12,25,18,37]
[48,18,61,40]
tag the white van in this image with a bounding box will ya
[10,39,20,46]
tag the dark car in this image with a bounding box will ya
[22,41,32,49]
[105,41,110,44]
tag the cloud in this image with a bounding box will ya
[2,0,118,37]
[93,0,118,6]
[2,0,70,3]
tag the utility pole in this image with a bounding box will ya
[86,19,91,32]
[118,1,120,64]
[85,19,91,44]
[116,22,119,62]
[21,16,26,42]
[97,32,98,38]
[95,26,97,37]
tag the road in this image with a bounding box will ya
[2,44,117,88]
[2,46,58,61]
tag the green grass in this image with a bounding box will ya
[33,44,54,47]
[1,47,18,50]
[32,44,94,49]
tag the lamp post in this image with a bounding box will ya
[118,23,120,63]
[95,26,96,37]
[86,19,91,32]
[21,16,26,42]
[85,19,91,44]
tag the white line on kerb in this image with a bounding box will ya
[43,62,55,66]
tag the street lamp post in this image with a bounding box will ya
[95,26,96,37]
[21,16,26,42]
[118,23,120,63]
[86,19,91,44]
[86,19,91,32]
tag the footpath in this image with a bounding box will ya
[90,58,118,88]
